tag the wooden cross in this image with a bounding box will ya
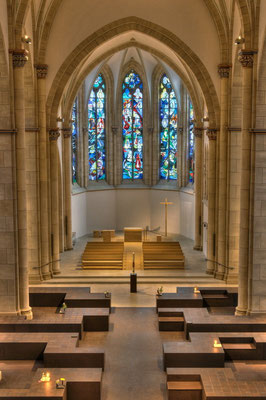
[160,198,173,237]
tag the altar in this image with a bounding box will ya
[124,227,143,242]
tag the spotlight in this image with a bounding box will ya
[234,35,245,45]
[22,35,32,44]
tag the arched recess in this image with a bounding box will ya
[46,17,220,130]
[116,59,149,185]
[64,42,203,131]
[203,0,229,62]
[235,0,253,48]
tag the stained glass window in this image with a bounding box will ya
[88,73,106,181]
[159,74,178,180]
[122,70,143,179]
[72,97,78,184]
[188,100,194,184]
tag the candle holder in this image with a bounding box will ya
[59,302,67,314]
[40,372,51,382]
[213,339,222,348]
[194,287,200,294]
[56,378,65,389]
[104,291,110,298]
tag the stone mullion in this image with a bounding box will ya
[193,127,203,250]
[63,128,73,250]
[49,129,61,275]
[236,50,255,316]
[216,64,230,280]
[206,129,217,274]
[78,91,84,187]
[35,64,51,280]
[11,49,32,319]
[182,93,188,187]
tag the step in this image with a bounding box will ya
[222,343,256,350]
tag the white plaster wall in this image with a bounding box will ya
[72,188,195,239]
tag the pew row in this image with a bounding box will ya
[0,332,104,369]
[0,368,102,400]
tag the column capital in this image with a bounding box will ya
[207,128,218,140]
[61,128,72,138]
[217,64,231,78]
[238,50,256,68]
[49,128,60,141]
[9,49,28,68]
[34,64,48,79]
[193,127,204,138]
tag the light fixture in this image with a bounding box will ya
[194,287,200,294]
[56,378,65,389]
[40,372,51,382]
[22,35,32,44]
[234,35,245,45]
[213,339,222,348]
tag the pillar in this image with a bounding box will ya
[206,128,217,274]
[35,64,51,279]
[11,49,32,319]
[63,128,73,250]
[235,50,255,316]
[49,128,61,274]
[216,64,230,279]
[194,127,203,250]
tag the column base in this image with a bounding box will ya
[206,269,214,275]
[42,272,52,280]
[21,307,33,320]
[235,307,247,316]
[52,270,61,275]
[193,245,202,251]
[214,271,224,280]
[224,273,238,284]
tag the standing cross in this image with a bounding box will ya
[160,198,173,237]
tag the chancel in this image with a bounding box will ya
[0,1,266,399]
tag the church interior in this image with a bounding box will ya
[1,0,266,399]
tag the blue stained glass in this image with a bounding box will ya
[159,74,178,180]
[72,97,78,183]
[122,70,143,179]
[88,73,106,181]
[188,100,194,184]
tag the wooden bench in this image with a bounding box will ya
[158,316,184,331]
[0,368,102,400]
[0,332,104,369]
[167,381,202,400]
[82,242,124,269]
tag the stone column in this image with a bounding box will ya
[194,127,203,250]
[49,129,61,274]
[11,49,32,319]
[178,127,183,187]
[35,64,51,280]
[235,50,255,316]
[216,64,230,279]
[63,128,73,250]
[112,126,118,185]
[206,128,217,274]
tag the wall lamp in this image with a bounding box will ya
[22,35,32,44]
[234,35,245,45]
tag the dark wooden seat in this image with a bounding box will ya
[158,316,184,331]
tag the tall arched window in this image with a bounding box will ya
[72,97,78,183]
[122,70,143,180]
[88,73,106,181]
[188,99,194,184]
[159,74,178,180]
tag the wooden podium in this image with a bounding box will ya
[124,227,143,242]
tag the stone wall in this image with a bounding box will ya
[251,35,266,312]
[0,133,16,313]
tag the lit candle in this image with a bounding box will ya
[194,287,200,294]
[213,339,222,348]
